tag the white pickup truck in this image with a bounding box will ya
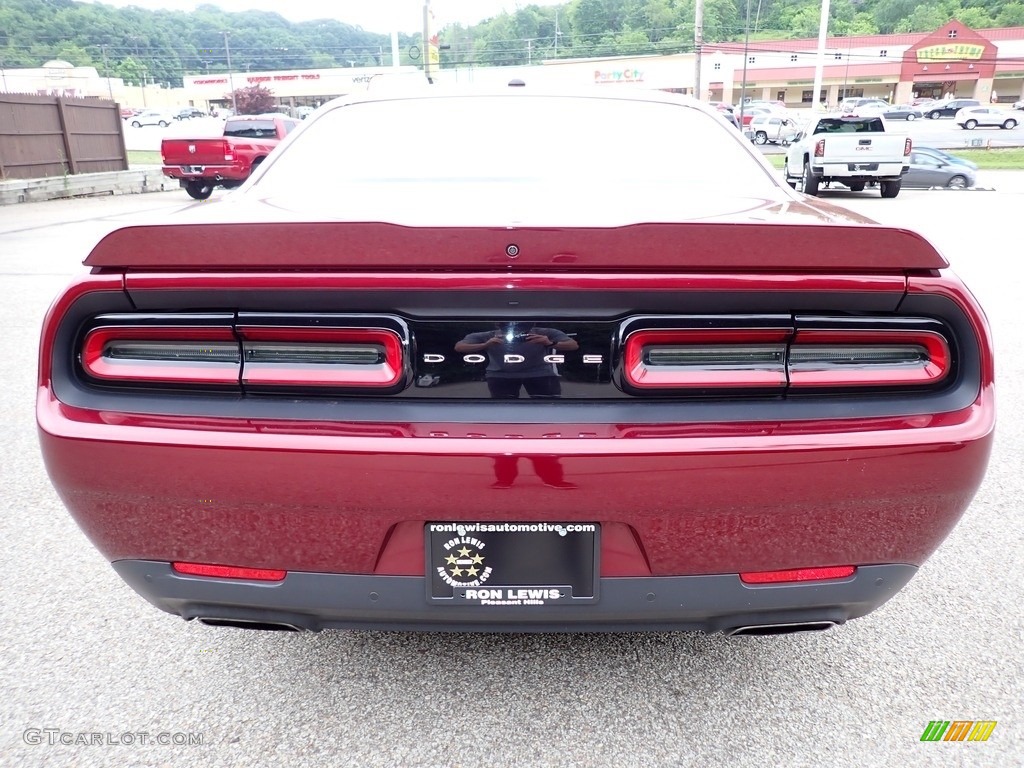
[784,116,911,198]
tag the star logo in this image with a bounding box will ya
[444,545,485,582]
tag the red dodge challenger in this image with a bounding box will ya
[37,88,994,635]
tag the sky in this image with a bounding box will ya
[82,1,565,34]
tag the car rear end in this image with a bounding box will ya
[39,91,994,635]
[161,138,238,184]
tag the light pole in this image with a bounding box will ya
[222,31,237,113]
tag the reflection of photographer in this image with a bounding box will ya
[455,325,579,399]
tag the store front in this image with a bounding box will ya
[897,21,998,104]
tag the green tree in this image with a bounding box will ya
[231,84,275,114]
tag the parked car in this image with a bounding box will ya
[38,90,994,636]
[903,148,977,189]
[839,99,888,116]
[748,114,800,145]
[174,107,206,120]
[737,106,773,126]
[1015,99,1024,111]
[161,114,300,199]
[925,99,980,119]
[119,106,141,119]
[912,145,978,171]
[784,115,911,197]
[954,106,1020,130]
[129,109,177,128]
[881,104,923,121]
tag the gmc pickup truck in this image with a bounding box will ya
[784,116,911,198]
[162,114,299,200]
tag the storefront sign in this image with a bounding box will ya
[916,44,984,62]
[594,68,644,84]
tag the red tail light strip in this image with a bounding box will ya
[789,329,949,388]
[741,566,856,584]
[624,329,791,389]
[172,562,286,581]
[81,326,240,384]
[625,328,950,390]
[237,327,404,388]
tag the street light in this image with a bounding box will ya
[222,31,237,113]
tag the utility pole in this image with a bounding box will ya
[554,9,561,58]
[811,0,831,112]
[694,0,704,100]
[100,44,114,101]
[422,1,435,83]
[738,0,752,128]
[223,31,237,112]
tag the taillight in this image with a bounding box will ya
[238,327,404,388]
[224,152,234,161]
[740,566,856,584]
[81,326,240,384]
[814,139,825,157]
[80,316,408,391]
[172,562,286,581]
[789,329,949,388]
[624,329,789,389]
[904,137,912,156]
[621,323,952,393]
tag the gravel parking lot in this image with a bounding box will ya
[0,183,1021,768]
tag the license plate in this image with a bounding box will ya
[426,522,599,605]
[180,165,205,174]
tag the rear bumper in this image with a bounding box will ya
[113,560,918,633]
[38,386,994,577]
[810,163,908,179]
[161,165,248,182]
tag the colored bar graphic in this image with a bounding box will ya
[945,721,973,741]
[920,720,996,742]
[968,722,998,742]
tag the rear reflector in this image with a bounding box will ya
[238,327,404,387]
[740,566,856,584]
[624,329,790,389]
[81,326,240,384]
[172,562,287,581]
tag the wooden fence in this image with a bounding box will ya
[0,94,129,180]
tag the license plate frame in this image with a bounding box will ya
[425,522,599,605]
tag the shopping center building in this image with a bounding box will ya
[3,20,1023,111]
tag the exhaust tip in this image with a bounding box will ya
[197,617,305,632]
[725,620,837,637]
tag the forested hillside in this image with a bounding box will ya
[1,0,1021,87]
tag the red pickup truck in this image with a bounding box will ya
[161,114,299,200]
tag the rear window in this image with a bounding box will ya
[255,95,777,192]
[813,118,884,134]
[224,120,278,138]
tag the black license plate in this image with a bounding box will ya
[848,163,879,171]
[426,522,599,605]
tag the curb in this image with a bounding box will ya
[0,169,173,206]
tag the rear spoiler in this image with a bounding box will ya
[84,222,949,272]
